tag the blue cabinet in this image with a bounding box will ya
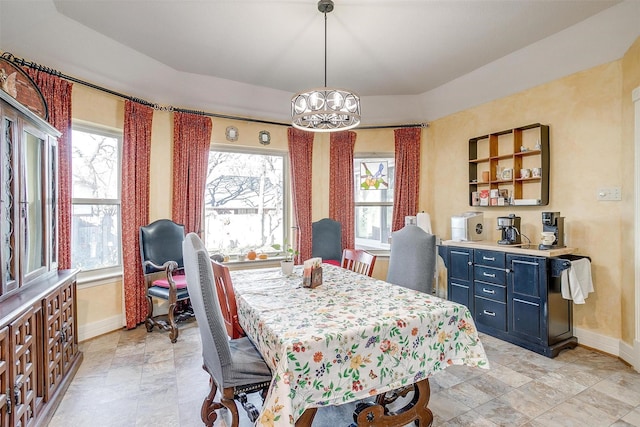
[443,245,578,357]
[446,247,474,313]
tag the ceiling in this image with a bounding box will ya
[51,0,621,98]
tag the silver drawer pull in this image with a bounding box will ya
[482,288,495,294]
[483,310,496,317]
[483,272,496,278]
[483,256,495,261]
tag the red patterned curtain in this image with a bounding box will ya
[171,112,212,235]
[288,128,314,263]
[391,127,421,232]
[329,131,356,250]
[121,101,153,329]
[25,70,73,269]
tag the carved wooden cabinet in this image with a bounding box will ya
[0,271,80,427]
[0,85,81,426]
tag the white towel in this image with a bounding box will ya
[561,258,594,304]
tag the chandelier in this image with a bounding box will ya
[291,0,361,132]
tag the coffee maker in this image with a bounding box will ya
[539,211,565,250]
[497,214,521,245]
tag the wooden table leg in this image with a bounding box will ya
[295,407,318,426]
[354,379,433,427]
[294,379,432,427]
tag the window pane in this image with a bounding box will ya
[71,204,121,270]
[354,158,395,203]
[355,205,392,250]
[72,129,119,199]
[204,151,285,255]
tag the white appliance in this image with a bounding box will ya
[451,212,485,241]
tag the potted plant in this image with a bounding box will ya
[272,242,298,275]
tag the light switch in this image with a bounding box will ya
[597,187,621,201]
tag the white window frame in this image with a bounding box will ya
[71,123,123,282]
[204,144,291,259]
[354,153,395,253]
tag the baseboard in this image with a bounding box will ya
[78,314,124,342]
[573,326,620,357]
[618,339,637,368]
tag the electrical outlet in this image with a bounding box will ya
[597,187,621,201]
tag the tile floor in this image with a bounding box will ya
[49,321,640,426]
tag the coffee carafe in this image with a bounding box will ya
[538,211,565,250]
[497,214,521,245]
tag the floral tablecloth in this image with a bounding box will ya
[231,264,489,426]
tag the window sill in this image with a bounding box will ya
[77,269,123,289]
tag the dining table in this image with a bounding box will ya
[230,263,489,426]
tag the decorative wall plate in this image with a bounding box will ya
[259,130,271,145]
[0,57,48,121]
[225,125,238,141]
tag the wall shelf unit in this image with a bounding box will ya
[469,123,549,207]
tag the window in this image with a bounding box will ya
[354,157,395,251]
[204,147,287,257]
[71,125,122,273]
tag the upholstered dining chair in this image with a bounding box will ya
[312,218,342,265]
[139,219,193,343]
[386,225,437,293]
[341,248,377,277]
[183,233,272,427]
[211,259,245,339]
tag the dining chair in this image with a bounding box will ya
[341,248,377,277]
[182,233,272,427]
[386,225,436,293]
[139,219,193,343]
[312,218,342,265]
[211,259,245,339]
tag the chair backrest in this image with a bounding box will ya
[140,219,186,274]
[182,233,233,383]
[312,218,342,262]
[386,225,436,293]
[211,259,245,339]
[341,248,377,277]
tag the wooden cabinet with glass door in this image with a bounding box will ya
[0,87,81,427]
[469,123,549,207]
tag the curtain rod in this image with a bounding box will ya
[1,52,427,130]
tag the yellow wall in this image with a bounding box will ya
[71,38,639,347]
[621,36,640,344]
[425,59,627,341]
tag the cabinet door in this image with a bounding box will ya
[10,307,37,427]
[447,248,474,311]
[1,114,19,297]
[61,281,77,372]
[0,325,9,426]
[43,290,63,401]
[507,255,547,344]
[20,125,49,284]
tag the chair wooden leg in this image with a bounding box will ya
[168,302,179,343]
[201,366,223,427]
[222,388,241,427]
[145,295,154,332]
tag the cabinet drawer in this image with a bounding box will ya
[474,266,505,285]
[474,250,505,269]
[474,282,506,303]
[474,296,507,331]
